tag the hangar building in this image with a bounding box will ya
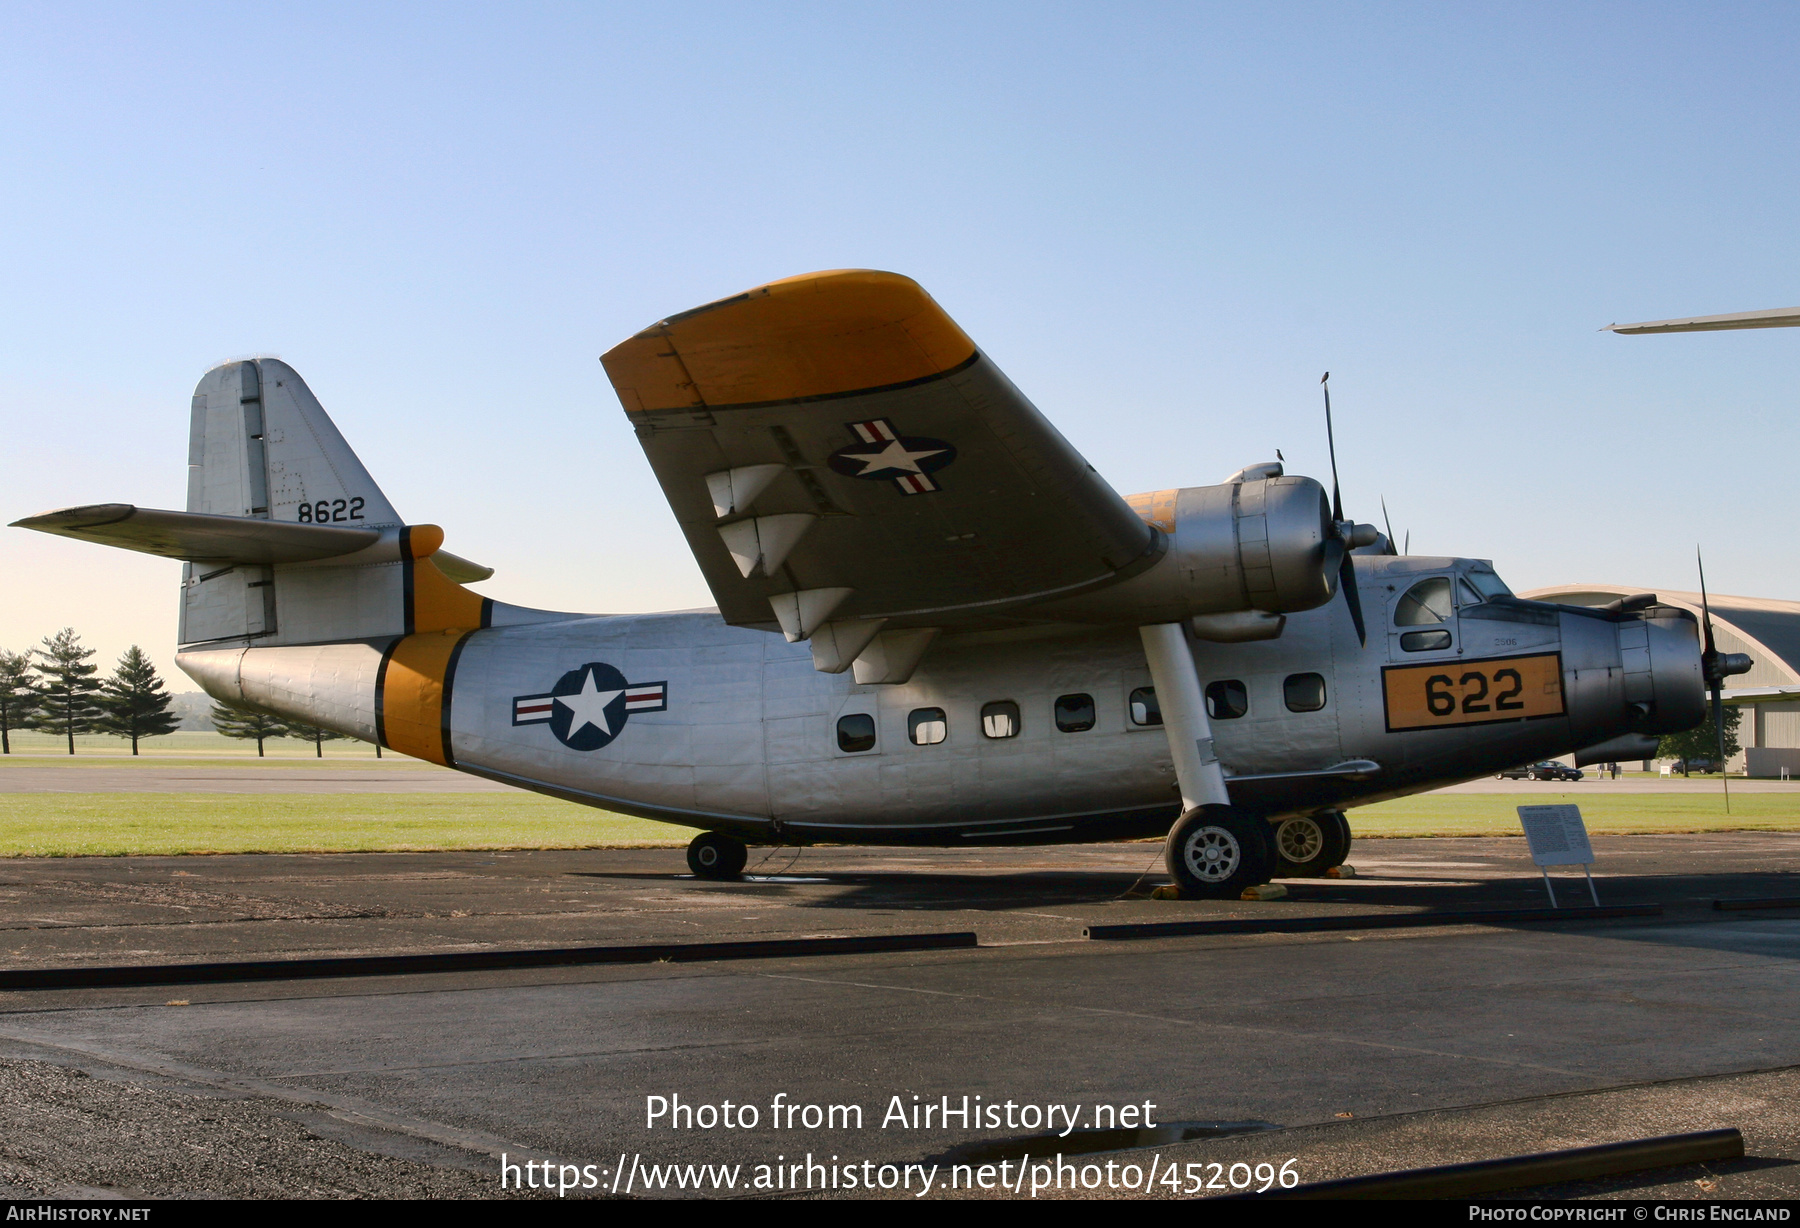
[1525,585,1800,777]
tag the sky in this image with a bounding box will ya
[4,1,1799,687]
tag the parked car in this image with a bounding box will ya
[1496,761,1584,782]
[1667,758,1720,775]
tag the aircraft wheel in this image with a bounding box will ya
[687,832,747,880]
[1165,805,1274,899]
[1272,811,1351,877]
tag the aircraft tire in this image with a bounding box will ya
[1164,805,1274,899]
[687,832,748,880]
[1272,811,1351,877]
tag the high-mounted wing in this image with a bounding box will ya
[603,270,1161,642]
[1605,306,1800,334]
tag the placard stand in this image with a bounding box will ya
[1516,804,1600,907]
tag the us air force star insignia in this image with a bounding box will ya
[511,663,667,752]
[826,418,957,495]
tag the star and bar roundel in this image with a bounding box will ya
[512,663,666,751]
[826,418,956,495]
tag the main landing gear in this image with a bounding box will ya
[1164,805,1275,899]
[687,832,748,880]
[1271,811,1352,878]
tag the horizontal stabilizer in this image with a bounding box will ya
[14,504,377,564]
[11,504,494,581]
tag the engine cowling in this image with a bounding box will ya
[1040,475,1342,626]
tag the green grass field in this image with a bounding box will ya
[0,793,699,857]
[0,787,1795,858]
[1350,792,1800,838]
[1,730,391,759]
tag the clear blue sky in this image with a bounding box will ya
[5,2,1798,684]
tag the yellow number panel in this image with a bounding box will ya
[1382,652,1565,733]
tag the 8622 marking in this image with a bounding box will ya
[296,497,365,523]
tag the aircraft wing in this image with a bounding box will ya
[1605,306,1800,334]
[602,270,1160,634]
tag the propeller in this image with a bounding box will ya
[1696,548,1755,812]
[1380,496,1400,556]
[1322,373,1370,644]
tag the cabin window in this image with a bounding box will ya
[1395,577,1454,626]
[981,700,1020,739]
[1284,673,1327,712]
[908,707,948,746]
[836,713,876,753]
[1129,687,1162,726]
[1401,629,1453,652]
[1205,680,1248,720]
[1054,693,1096,732]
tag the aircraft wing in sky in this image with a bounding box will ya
[1605,305,1800,334]
[602,270,1161,643]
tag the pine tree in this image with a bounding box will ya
[291,723,351,758]
[211,702,292,757]
[96,646,181,755]
[27,629,103,755]
[0,650,37,754]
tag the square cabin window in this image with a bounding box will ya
[908,707,948,746]
[1284,673,1327,713]
[1129,687,1162,726]
[1205,680,1248,720]
[836,713,876,753]
[981,701,1020,739]
[1054,693,1096,732]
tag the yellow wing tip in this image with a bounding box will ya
[602,270,976,412]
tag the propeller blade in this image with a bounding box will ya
[1697,546,1718,661]
[1698,546,1730,812]
[1340,550,1366,645]
[1381,496,1398,556]
[1715,684,1731,814]
[1322,373,1344,523]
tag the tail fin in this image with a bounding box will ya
[181,359,413,645]
[188,358,401,526]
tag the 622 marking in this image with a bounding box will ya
[296,497,365,524]
[1383,652,1563,733]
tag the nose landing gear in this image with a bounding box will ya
[687,832,748,880]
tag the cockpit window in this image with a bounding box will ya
[1459,578,1486,607]
[1465,570,1512,600]
[1395,577,1454,626]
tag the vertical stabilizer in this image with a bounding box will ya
[181,359,404,645]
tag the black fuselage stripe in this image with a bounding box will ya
[440,631,473,769]
[372,635,402,749]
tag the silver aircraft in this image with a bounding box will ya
[13,271,1749,896]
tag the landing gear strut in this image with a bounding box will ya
[687,832,748,880]
[1271,811,1351,877]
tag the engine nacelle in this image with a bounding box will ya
[1041,475,1342,625]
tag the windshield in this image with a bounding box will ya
[1465,569,1512,600]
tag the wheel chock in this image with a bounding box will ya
[1150,885,1182,901]
[1325,864,1357,879]
[1241,883,1289,901]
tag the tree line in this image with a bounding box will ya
[0,628,365,757]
